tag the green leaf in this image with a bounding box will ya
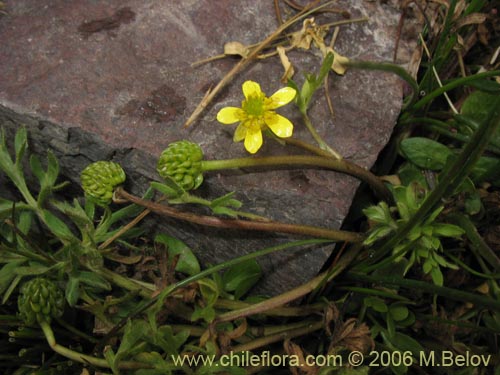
[14,127,28,166]
[116,319,148,359]
[65,277,80,306]
[432,223,464,238]
[318,52,335,83]
[210,192,242,210]
[51,199,93,229]
[364,296,388,313]
[363,202,392,224]
[2,274,22,304]
[389,305,409,322]
[150,180,184,200]
[398,310,416,327]
[429,266,443,286]
[152,325,190,355]
[15,263,50,276]
[364,225,394,246]
[103,346,117,375]
[424,206,444,225]
[397,162,428,188]
[470,156,500,185]
[78,271,111,291]
[386,313,396,339]
[461,91,500,124]
[391,332,424,355]
[0,257,25,289]
[40,209,76,242]
[461,91,500,150]
[298,52,334,113]
[191,305,216,323]
[466,78,500,93]
[154,234,200,276]
[198,278,219,307]
[29,154,44,184]
[222,259,262,299]
[400,137,453,170]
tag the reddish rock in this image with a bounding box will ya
[0,1,416,294]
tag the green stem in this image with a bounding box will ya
[98,267,155,298]
[39,321,152,370]
[345,273,500,310]
[345,60,419,110]
[360,94,500,267]
[201,154,392,203]
[412,70,500,111]
[446,213,500,271]
[301,112,343,159]
[116,188,364,243]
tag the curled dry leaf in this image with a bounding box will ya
[454,13,488,30]
[224,41,250,58]
[290,18,350,75]
[284,339,319,375]
[219,319,248,354]
[277,45,295,82]
[329,317,375,354]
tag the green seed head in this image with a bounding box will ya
[157,141,204,191]
[18,278,65,325]
[80,161,126,205]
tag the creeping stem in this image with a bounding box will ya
[200,155,392,203]
[114,187,363,243]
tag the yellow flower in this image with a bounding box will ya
[217,81,296,154]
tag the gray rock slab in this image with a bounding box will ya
[0,1,415,294]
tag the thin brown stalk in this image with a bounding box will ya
[114,187,363,243]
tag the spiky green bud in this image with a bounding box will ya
[18,278,65,325]
[157,141,204,191]
[80,161,126,205]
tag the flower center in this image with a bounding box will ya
[242,95,265,117]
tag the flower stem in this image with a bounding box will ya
[115,187,363,242]
[302,112,343,159]
[201,154,392,203]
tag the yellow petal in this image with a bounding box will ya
[242,81,262,100]
[265,113,293,138]
[217,107,244,124]
[244,129,263,154]
[268,87,297,109]
[233,124,247,142]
